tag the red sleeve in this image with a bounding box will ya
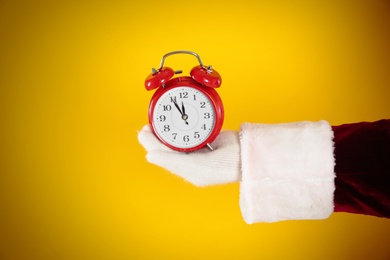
[332,119,390,218]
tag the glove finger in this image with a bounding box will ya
[147,150,216,187]
[137,124,172,152]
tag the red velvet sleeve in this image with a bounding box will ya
[332,119,390,218]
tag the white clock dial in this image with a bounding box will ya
[152,86,216,149]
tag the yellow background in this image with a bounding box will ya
[1,0,389,259]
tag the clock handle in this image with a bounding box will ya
[157,50,209,71]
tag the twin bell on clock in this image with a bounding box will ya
[144,50,224,152]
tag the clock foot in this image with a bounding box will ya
[206,143,214,151]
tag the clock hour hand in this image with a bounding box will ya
[172,99,188,125]
[181,101,189,125]
[181,101,186,116]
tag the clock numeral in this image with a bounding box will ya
[194,132,200,139]
[159,115,166,122]
[170,96,177,103]
[163,105,172,111]
[193,95,196,101]
[201,124,206,130]
[200,101,206,108]
[183,135,190,142]
[164,125,170,132]
[204,112,211,119]
[180,92,188,99]
[172,133,177,140]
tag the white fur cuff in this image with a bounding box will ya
[239,121,335,223]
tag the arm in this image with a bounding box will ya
[138,120,390,223]
[333,119,390,218]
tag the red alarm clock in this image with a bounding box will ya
[145,51,224,152]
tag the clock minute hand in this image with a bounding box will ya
[172,99,183,115]
[172,99,189,125]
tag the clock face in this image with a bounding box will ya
[151,86,216,150]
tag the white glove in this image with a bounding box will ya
[138,125,241,187]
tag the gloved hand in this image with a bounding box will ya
[138,125,241,187]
